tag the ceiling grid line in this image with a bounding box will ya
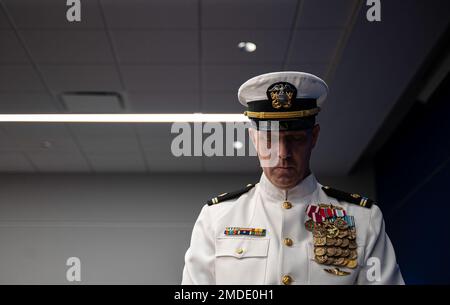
[0,125,40,172]
[0,0,61,109]
[97,0,127,94]
[323,0,362,85]
[61,125,96,172]
[281,0,305,70]
[132,127,152,173]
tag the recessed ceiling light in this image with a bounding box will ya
[233,141,244,150]
[0,113,250,123]
[41,141,52,149]
[238,41,257,52]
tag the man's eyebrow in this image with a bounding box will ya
[285,132,307,137]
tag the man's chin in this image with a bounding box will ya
[272,176,299,189]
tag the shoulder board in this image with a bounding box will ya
[207,183,256,206]
[322,186,375,208]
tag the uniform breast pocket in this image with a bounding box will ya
[306,242,365,285]
[215,237,270,285]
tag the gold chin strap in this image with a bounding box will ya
[244,107,320,119]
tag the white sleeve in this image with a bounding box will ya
[356,205,405,285]
[181,204,216,285]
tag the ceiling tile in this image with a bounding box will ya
[121,65,199,92]
[145,154,202,172]
[135,123,174,148]
[27,151,91,172]
[3,0,105,29]
[2,124,80,153]
[128,93,200,113]
[112,30,198,64]
[0,66,46,92]
[41,65,122,93]
[135,123,173,138]
[204,156,259,173]
[202,0,297,30]
[21,30,115,64]
[0,126,20,151]
[281,63,329,79]
[202,64,279,92]
[136,123,173,135]
[87,153,147,172]
[3,123,70,137]
[0,152,34,172]
[0,93,58,113]
[69,123,136,136]
[138,134,175,154]
[201,92,242,113]
[137,123,198,158]
[202,30,289,64]
[286,29,342,64]
[0,7,11,29]
[100,0,198,29]
[69,124,141,154]
[0,30,29,64]
[297,0,356,29]
[74,136,142,154]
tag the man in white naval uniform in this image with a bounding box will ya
[182,72,404,285]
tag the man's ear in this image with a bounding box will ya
[311,124,320,148]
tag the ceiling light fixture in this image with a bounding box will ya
[41,141,52,149]
[233,141,244,150]
[0,113,250,123]
[238,41,257,52]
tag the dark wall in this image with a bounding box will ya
[375,75,450,284]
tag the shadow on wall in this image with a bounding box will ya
[375,75,450,284]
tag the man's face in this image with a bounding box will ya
[250,124,320,190]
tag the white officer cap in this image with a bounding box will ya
[237,71,328,130]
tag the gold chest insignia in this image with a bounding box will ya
[304,203,358,275]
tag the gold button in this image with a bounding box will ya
[282,201,292,209]
[283,238,293,247]
[281,275,293,285]
[235,248,244,255]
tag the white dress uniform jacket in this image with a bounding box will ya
[182,173,404,285]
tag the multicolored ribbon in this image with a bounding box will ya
[343,215,355,228]
[224,227,266,236]
[333,209,346,217]
[306,204,349,224]
[311,213,325,223]
[306,205,319,217]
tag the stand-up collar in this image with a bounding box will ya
[258,171,318,203]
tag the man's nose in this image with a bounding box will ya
[278,138,291,159]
